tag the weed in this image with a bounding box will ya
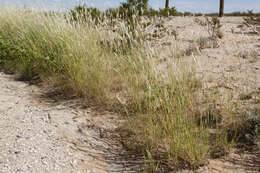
[243,10,260,34]
[195,16,223,39]
[158,7,178,17]
[197,36,220,50]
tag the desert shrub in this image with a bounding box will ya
[225,10,260,17]
[145,6,178,17]
[103,0,148,23]
[183,12,194,16]
[158,7,178,17]
[104,2,152,47]
[0,32,59,80]
[195,16,223,39]
[243,10,260,34]
[69,5,103,24]
[197,36,220,49]
[145,8,160,16]
[120,0,149,16]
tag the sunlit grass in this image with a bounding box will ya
[0,7,245,171]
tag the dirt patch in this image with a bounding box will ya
[0,72,144,173]
[151,17,260,96]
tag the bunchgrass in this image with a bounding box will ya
[0,7,244,171]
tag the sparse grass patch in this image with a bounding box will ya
[195,16,224,39]
[243,10,260,34]
[197,36,220,50]
[237,49,258,63]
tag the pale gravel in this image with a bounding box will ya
[0,72,103,173]
[0,72,139,173]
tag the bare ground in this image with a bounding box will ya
[153,17,260,97]
[0,72,144,173]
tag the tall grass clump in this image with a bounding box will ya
[122,64,210,170]
[0,7,238,171]
[0,7,122,103]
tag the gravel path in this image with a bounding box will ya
[0,72,142,173]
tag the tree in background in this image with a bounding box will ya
[161,0,177,16]
[219,0,224,17]
[165,0,169,9]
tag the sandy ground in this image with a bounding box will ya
[0,72,144,173]
[0,72,107,173]
[150,16,260,109]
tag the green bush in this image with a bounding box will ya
[0,35,45,78]
[159,7,178,17]
[69,5,103,24]
[145,8,160,16]
[243,10,260,34]
[120,0,149,16]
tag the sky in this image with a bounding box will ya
[0,0,260,13]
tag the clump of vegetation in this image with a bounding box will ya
[120,0,149,16]
[225,11,260,17]
[69,5,103,24]
[145,6,178,17]
[243,10,260,34]
[197,36,220,49]
[195,16,223,39]
[159,7,178,17]
[194,17,223,50]
[122,67,210,169]
[177,11,260,17]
